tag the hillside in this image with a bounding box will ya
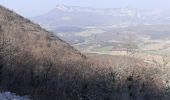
[0,5,90,99]
[0,5,85,61]
[0,5,169,100]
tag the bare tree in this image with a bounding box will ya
[0,25,5,67]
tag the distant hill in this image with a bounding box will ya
[31,5,144,28]
[31,5,170,28]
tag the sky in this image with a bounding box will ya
[0,0,170,17]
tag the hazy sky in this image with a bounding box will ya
[0,0,170,17]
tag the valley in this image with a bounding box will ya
[38,24,170,64]
[32,5,170,64]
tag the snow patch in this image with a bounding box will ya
[0,92,30,100]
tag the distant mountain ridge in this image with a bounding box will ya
[54,5,140,17]
[31,5,144,28]
[32,5,170,29]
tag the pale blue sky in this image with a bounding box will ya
[0,0,170,17]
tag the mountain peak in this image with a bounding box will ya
[55,5,69,10]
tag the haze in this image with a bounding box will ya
[0,0,170,17]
